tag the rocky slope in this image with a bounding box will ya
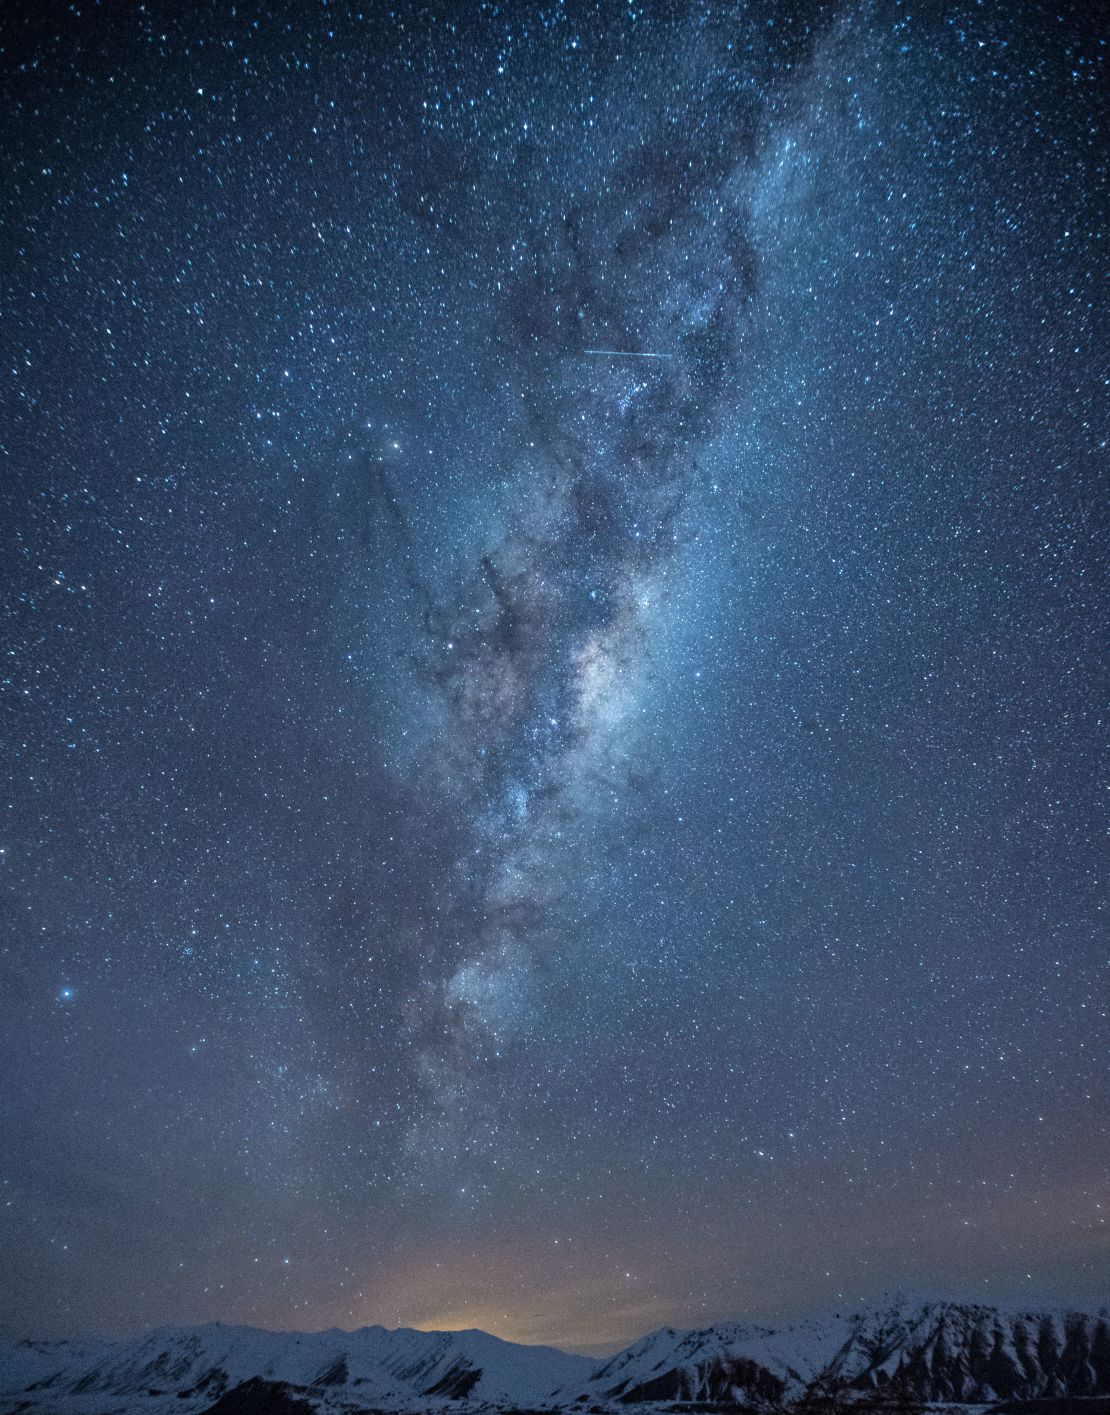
[578,1298,1110,1406]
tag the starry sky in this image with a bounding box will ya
[1,0,1106,1355]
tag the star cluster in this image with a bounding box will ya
[1,0,1105,1353]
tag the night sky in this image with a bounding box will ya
[1,0,1106,1355]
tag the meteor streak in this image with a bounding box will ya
[582,349,674,359]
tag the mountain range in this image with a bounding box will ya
[3,1295,1109,1415]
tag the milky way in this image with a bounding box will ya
[1,0,1105,1353]
[402,67,777,1155]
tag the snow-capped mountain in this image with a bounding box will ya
[577,1296,1110,1406]
[0,1321,593,1414]
[2,1296,1108,1414]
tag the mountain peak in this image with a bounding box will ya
[3,1296,1109,1414]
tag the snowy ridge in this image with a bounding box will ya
[2,1296,1109,1414]
[577,1296,1110,1406]
[0,1321,593,1414]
